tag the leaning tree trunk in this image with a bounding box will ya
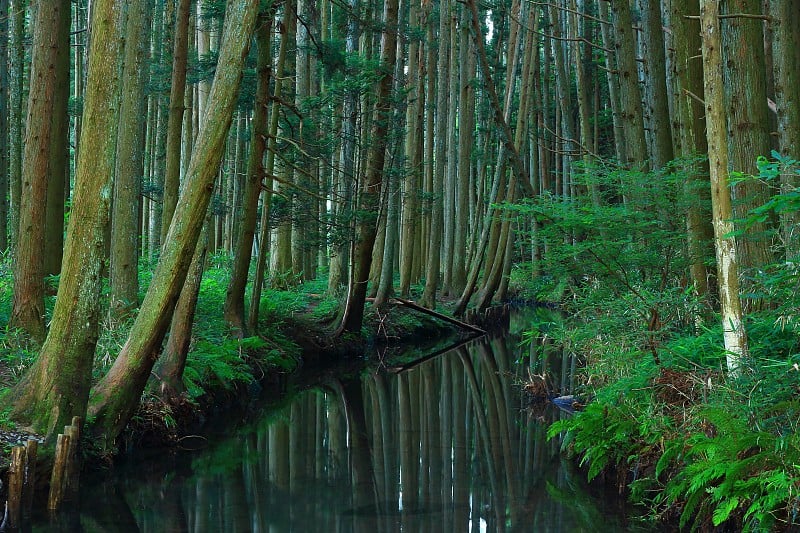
[700,0,748,372]
[9,0,124,438]
[88,0,260,450]
[336,0,400,335]
[155,228,209,399]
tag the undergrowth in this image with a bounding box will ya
[515,157,800,531]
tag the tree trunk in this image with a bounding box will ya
[111,0,152,318]
[225,13,272,336]
[420,0,450,308]
[155,227,208,399]
[10,0,124,438]
[161,0,191,242]
[10,0,69,342]
[336,0,400,334]
[43,2,70,277]
[87,0,260,450]
[0,0,8,251]
[722,0,774,276]
[665,0,715,304]
[609,0,648,169]
[638,0,674,169]
[700,0,748,372]
[769,0,800,259]
[7,0,25,250]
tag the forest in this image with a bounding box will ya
[0,0,799,529]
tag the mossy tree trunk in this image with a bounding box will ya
[9,0,124,438]
[88,0,260,450]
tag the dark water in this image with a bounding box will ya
[36,311,645,532]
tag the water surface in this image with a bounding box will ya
[40,311,644,532]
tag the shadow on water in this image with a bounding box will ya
[33,309,649,532]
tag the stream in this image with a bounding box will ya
[33,310,647,532]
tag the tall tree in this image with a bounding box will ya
[88,0,261,449]
[9,0,125,437]
[7,0,25,249]
[0,0,8,251]
[420,0,451,308]
[225,13,273,336]
[161,0,192,242]
[336,0,400,334]
[722,0,774,274]
[665,0,714,303]
[9,0,70,342]
[769,0,800,259]
[43,1,70,277]
[609,0,648,169]
[638,0,674,169]
[700,0,748,372]
[111,0,153,317]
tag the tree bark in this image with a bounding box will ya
[7,0,25,250]
[609,0,648,169]
[722,0,774,276]
[43,1,70,277]
[638,0,674,169]
[0,0,8,251]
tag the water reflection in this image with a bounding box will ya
[59,321,639,532]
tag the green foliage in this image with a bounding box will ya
[657,407,800,531]
[529,156,800,529]
[182,337,256,399]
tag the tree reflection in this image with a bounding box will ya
[71,326,637,532]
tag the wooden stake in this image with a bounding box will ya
[23,439,38,515]
[7,446,27,529]
[63,422,81,500]
[48,433,71,511]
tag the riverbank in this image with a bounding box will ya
[532,305,800,532]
